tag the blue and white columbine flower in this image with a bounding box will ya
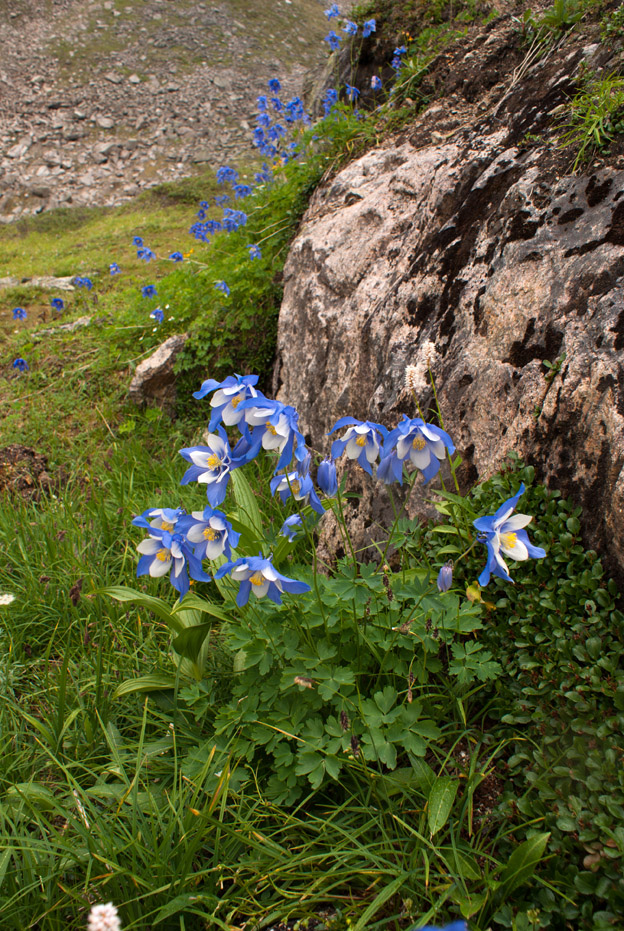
[137,247,156,262]
[177,507,240,561]
[280,514,304,542]
[135,528,210,599]
[109,262,121,274]
[51,298,65,312]
[193,373,260,432]
[317,457,338,496]
[248,244,262,260]
[383,415,455,485]
[371,75,382,91]
[132,506,185,535]
[216,555,310,606]
[215,280,230,296]
[362,18,376,36]
[343,20,358,35]
[12,358,29,372]
[270,471,325,516]
[179,428,241,507]
[150,307,164,323]
[133,236,143,247]
[324,3,340,19]
[169,251,184,262]
[329,417,388,476]
[473,484,546,587]
[142,284,157,298]
[12,307,26,320]
[239,396,308,473]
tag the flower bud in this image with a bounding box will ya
[317,457,338,496]
[437,561,453,593]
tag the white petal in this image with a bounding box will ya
[186,525,207,543]
[189,449,212,467]
[250,580,269,598]
[173,556,186,577]
[137,538,161,554]
[502,513,533,531]
[409,447,431,470]
[501,537,529,561]
[149,556,172,577]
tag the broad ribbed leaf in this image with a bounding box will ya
[230,468,263,537]
[428,775,458,835]
[172,623,214,661]
[102,586,183,632]
[114,674,178,698]
[497,832,550,896]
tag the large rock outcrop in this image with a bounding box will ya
[274,21,624,581]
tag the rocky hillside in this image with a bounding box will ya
[0,0,336,220]
[273,4,624,584]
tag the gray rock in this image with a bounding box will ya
[128,333,189,413]
[275,137,624,582]
[95,116,115,129]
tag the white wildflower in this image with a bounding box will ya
[87,902,121,931]
[404,341,439,393]
[0,593,15,606]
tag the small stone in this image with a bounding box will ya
[129,74,141,84]
[96,116,115,129]
[104,72,123,85]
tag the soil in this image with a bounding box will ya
[0,0,352,220]
[0,443,64,498]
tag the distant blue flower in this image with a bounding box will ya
[257,94,269,111]
[324,3,340,19]
[12,358,29,372]
[280,514,304,542]
[383,416,455,485]
[109,262,121,275]
[197,209,207,221]
[255,165,272,184]
[268,78,281,93]
[215,194,230,206]
[222,208,247,232]
[329,417,388,476]
[179,428,243,507]
[322,87,338,116]
[135,527,210,600]
[150,307,164,323]
[233,183,253,199]
[343,20,358,35]
[362,18,376,36]
[192,373,260,432]
[270,471,325,516]
[215,280,230,297]
[257,111,272,128]
[248,244,262,260]
[345,83,360,101]
[270,96,283,112]
[133,236,143,247]
[216,165,238,185]
[12,307,26,320]
[199,200,210,209]
[137,247,156,262]
[473,484,546,587]
[169,251,183,262]
[177,507,240,561]
[437,562,453,593]
[324,30,341,51]
[75,276,93,290]
[394,45,407,55]
[371,75,382,90]
[284,96,305,123]
[216,554,310,606]
[317,457,338,496]
[51,298,64,312]
[142,284,157,298]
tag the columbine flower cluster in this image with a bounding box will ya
[133,374,315,605]
[134,371,546,606]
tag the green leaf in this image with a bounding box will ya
[153,893,219,924]
[172,623,214,661]
[102,586,183,633]
[230,468,264,538]
[352,873,409,931]
[497,832,551,897]
[170,592,230,623]
[428,776,458,835]
[114,674,178,698]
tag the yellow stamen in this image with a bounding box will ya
[156,548,170,562]
[160,521,174,532]
[203,528,219,541]
[356,436,367,447]
[502,532,517,549]
[265,423,278,436]
[250,571,265,586]
[231,395,241,409]
[290,480,300,495]
[207,454,221,469]
[412,435,426,451]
